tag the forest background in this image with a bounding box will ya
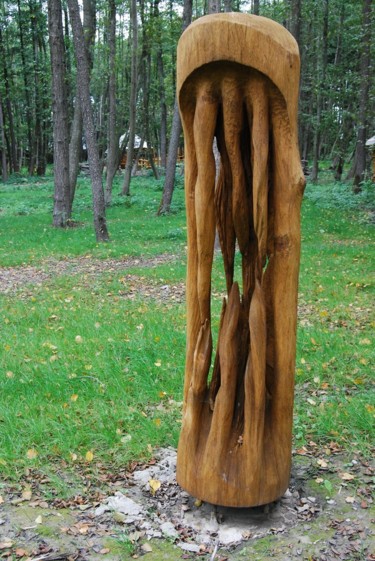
[0,0,373,241]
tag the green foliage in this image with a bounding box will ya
[304,174,374,213]
[0,175,186,267]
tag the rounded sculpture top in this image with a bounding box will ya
[177,13,301,130]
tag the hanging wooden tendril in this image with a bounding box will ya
[176,13,306,508]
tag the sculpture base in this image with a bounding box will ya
[177,403,292,508]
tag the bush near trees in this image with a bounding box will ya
[0,0,373,235]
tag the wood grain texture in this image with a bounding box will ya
[176,13,305,507]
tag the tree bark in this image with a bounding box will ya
[105,0,118,206]
[0,94,8,182]
[68,0,97,214]
[17,0,35,175]
[311,0,328,183]
[157,0,193,214]
[157,99,182,214]
[122,0,138,196]
[67,0,109,241]
[208,0,221,12]
[252,0,259,15]
[139,0,159,180]
[48,0,71,227]
[0,27,19,173]
[153,0,167,170]
[290,0,301,46]
[30,0,48,176]
[353,0,372,193]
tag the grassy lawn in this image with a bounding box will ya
[0,171,373,491]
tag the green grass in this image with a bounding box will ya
[0,174,186,266]
[0,171,374,489]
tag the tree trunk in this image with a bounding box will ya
[122,0,138,196]
[105,0,118,206]
[67,0,109,241]
[0,94,8,182]
[252,0,259,15]
[0,27,19,173]
[68,0,97,214]
[157,99,182,214]
[290,0,301,46]
[48,0,71,227]
[17,0,34,175]
[353,0,371,193]
[223,0,234,11]
[157,0,193,214]
[140,0,159,179]
[208,0,221,12]
[30,0,47,176]
[311,0,328,183]
[153,1,167,170]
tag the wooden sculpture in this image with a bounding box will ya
[176,13,306,508]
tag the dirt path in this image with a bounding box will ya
[0,255,180,296]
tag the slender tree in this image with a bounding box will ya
[252,0,259,15]
[157,0,192,215]
[104,0,118,206]
[352,0,372,192]
[17,0,34,174]
[67,0,109,241]
[311,0,328,182]
[208,0,221,12]
[0,92,8,181]
[0,27,19,173]
[68,0,97,215]
[122,0,138,196]
[48,0,71,227]
[153,0,167,170]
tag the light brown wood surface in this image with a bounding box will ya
[176,13,306,507]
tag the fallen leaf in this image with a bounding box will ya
[0,496,3,505]
[345,496,355,504]
[70,394,78,402]
[0,540,13,550]
[340,472,355,481]
[113,512,126,524]
[194,499,202,507]
[141,543,153,553]
[359,338,371,345]
[317,458,328,468]
[149,479,161,496]
[307,398,316,406]
[75,335,83,343]
[99,549,110,555]
[35,515,43,524]
[22,487,32,501]
[85,450,94,462]
[15,548,28,557]
[26,449,38,460]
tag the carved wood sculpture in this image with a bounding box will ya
[176,13,306,508]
